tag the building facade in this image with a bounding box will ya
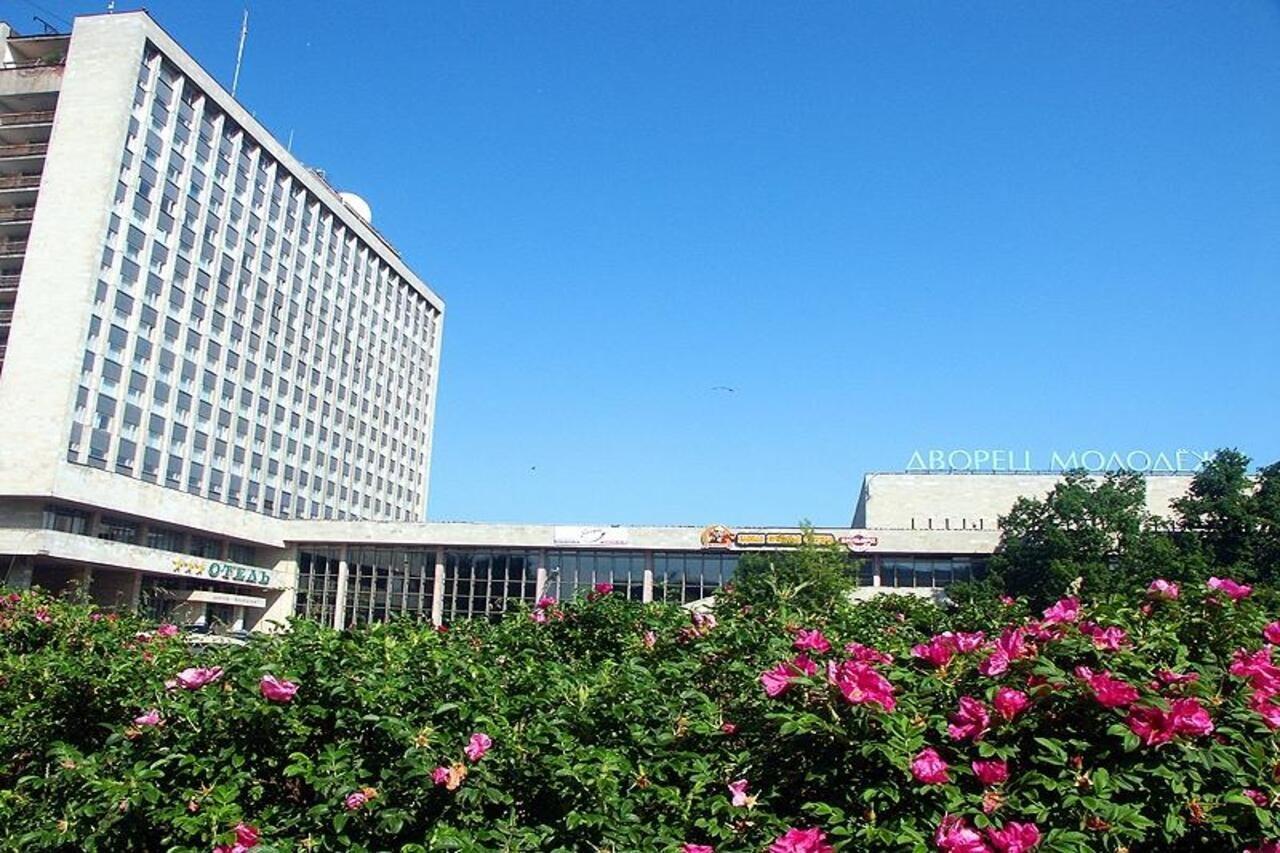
[0,13,1199,634]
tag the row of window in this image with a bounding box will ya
[293,549,982,627]
[68,46,438,521]
[41,504,257,564]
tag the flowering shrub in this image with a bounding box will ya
[1,577,1280,851]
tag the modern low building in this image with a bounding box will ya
[0,12,1199,633]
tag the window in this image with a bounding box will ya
[42,506,89,535]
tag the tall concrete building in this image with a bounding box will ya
[0,12,444,526]
[0,12,1203,634]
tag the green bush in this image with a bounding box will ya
[2,578,1280,852]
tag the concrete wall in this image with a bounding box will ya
[854,473,1194,531]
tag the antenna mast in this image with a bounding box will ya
[231,8,249,97]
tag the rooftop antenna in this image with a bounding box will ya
[230,7,249,98]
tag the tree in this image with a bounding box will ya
[1174,450,1280,583]
[988,471,1194,605]
[725,525,859,616]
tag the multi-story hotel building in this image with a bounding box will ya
[0,12,1199,634]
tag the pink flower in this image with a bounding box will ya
[33,607,52,624]
[90,612,104,622]
[912,637,956,669]
[935,814,991,852]
[691,611,717,632]
[828,659,896,711]
[972,759,1009,786]
[1126,699,1212,746]
[1078,622,1128,651]
[761,655,818,698]
[465,732,492,762]
[536,595,556,609]
[793,629,831,654]
[1251,692,1280,730]
[945,631,987,653]
[844,642,893,666]
[1265,623,1280,646]
[948,697,991,742]
[911,747,950,785]
[1075,666,1139,708]
[156,623,180,638]
[1169,697,1214,737]
[1244,843,1280,853]
[531,609,548,623]
[1232,648,1280,693]
[682,846,715,853]
[1208,576,1253,601]
[1155,669,1199,686]
[259,674,299,703]
[1245,789,1271,807]
[986,821,1041,852]
[592,582,613,596]
[993,687,1030,722]
[979,651,1010,677]
[214,823,261,853]
[642,630,656,649]
[344,791,368,810]
[171,666,224,690]
[999,595,1016,606]
[1041,596,1080,625]
[769,827,834,853]
[134,709,161,727]
[1147,579,1180,601]
[721,722,737,734]
[727,778,752,807]
[432,766,450,785]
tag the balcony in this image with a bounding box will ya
[0,239,27,258]
[0,173,40,190]
[0,141,46,159]
[0,109,54,127]
[0,204,35,224]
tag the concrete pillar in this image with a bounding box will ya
[127,570,142,609]
[534,566,548,602]
[231,605,245,632]
[332,546,349,631]
[642,551,654,603]
[430,546,444,626]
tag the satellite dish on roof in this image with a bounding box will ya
[339,192,372,224]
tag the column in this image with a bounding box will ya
[332,546,349,631]
[642,551,654,603]
[430,546,444,626]
[534,566,548,603]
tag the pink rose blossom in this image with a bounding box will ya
[1265,622,1280,646]
[1251,692,1280,730]
[1075,666,1139,708]
[844,642,893,666]
[986,820,1041,852]
[682,846,715,853]
[793,629,831,654]
[1041,596,1081,625]
[156,623,180,638]
[999,595,1016,606]
[972,759,1009,786]
[1079,622,1128,651]
[1147,579,1180,601]
[828,659,896,711]
[33,607,52,624]
[90,612,104,622]
[536,595,556,609]
[213,822,261,853]
[993,687,1030,722]
[432,766,450,785]
[530,609,548,623]
[910,747,950,785]
[1245,843,1280,853]
[762,655,819,698]
[171,666,224,690]
[1208,576,1253,601]
[727,778,752,807]
[1155,669,1199,686]
[1232,648,1280,693]
[591,582,613,597]
[769,827,834,853]
[259,674,299,703]
[1127,698,1214,746]
[948,697,991,742]
[1245,789,1270,807]
[465,732,492,762]
[935,814,991,853]
[912,637,956,669]
[133,707,162,727]
[344,791,368,810]
[721,722,737,734]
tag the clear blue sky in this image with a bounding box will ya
[19,0,1280,525]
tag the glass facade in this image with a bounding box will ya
[443,550,539,622]
[67,47,440,521]
[653,552,738,603]
[878,556,979,588]
[545,549,645,602]
[295,548,342,626]
[345,547,434,627]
